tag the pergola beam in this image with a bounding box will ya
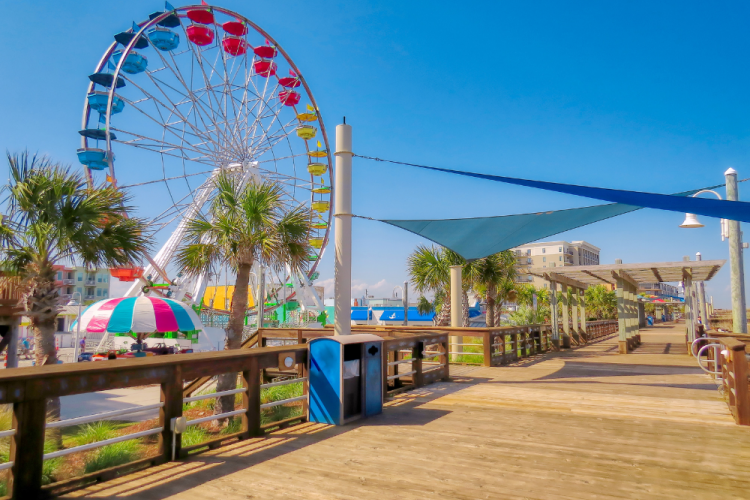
[611,270,638,289]
[650,267,663,282]
[545,272,588,290]
[582,270,613,285]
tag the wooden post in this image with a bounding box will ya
[412,343,424,387]
[483,331,492,367]
[10,398,47,499]
[550,281,560,350]
[243,357,262,437]
[161,365,183,461]
[616,277,628,354]
[731,344,750,425]
[561,284,571,348]
[580,289,587,342]
[571,287,579,344]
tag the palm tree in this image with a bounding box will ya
[584,284,617,319]
[407,245,468,326]
[466,251,517,327]
[416,295,434,317]
[0,151,149,436]
[175,174,311,418]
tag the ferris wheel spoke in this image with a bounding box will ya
[111,125,212,158]
[184,39,239,152]
[116,79,220,159]
[160,46,238,154]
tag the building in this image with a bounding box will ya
[54,266,111,304]
[512,240,601,289]
[638,282,682,301]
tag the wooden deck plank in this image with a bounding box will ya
[63,324,750,500]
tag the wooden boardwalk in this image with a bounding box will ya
[64,324,750,500]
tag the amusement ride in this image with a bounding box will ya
[77,2,331,350]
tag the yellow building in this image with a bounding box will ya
[202,286,255,311]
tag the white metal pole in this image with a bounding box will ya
[73,292,82,363]
[725,168,747,333]
[696,252,709,329]
[450,265,463,353]
[403,281,409,326]
[256,267,265,329]
[334,121,353,336]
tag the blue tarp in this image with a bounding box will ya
[378,307,435,322]
[351,309,373,321]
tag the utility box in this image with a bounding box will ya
[309,334,383,425]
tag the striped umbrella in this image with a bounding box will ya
[72,297,203,334]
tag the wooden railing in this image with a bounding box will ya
[0,344,307,499]
[691,333,750,426]
[717,337,750,425]
[585,320,620,341]
[382,332,450,394]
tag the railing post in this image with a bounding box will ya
[731,345,750,425]
[243,357,262,436]
[412,342,424,387]
[10,398,46,499]
[483,331,492,367]
[161,365,183,461]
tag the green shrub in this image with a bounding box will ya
[84,440,141,474]
[180,426,209,447]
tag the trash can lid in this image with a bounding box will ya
[310,333,383,345]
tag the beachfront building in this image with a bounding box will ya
[512,240,601,289]
[54,266,111,304]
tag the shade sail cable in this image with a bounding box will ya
[354,154,750,223]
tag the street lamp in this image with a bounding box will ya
[678,177,747,333]
[68,292,83,363]
[678,190,728,239]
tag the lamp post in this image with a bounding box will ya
[678,181,747,333]
[69,292,83,363]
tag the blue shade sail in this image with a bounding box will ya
[382,187,715,261]
[406,164,750,223]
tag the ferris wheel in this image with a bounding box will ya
[77,2,331,317]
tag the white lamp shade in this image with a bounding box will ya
[679,213,704,228]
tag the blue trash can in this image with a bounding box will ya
[309,334,383,425]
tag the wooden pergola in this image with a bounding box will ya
[527,259,725,353]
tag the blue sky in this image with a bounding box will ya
[2,1,749,306]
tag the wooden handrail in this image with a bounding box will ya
[0,344,307,498]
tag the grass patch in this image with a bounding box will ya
[72,421,119,446]
[261,381,302,404]
[83,440,141,474]
[449,336,483,364]
[180,426,209,447]
[261,381,304,425]
[220,417,242,435]
[42,440,63,485]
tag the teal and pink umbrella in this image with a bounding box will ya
[72,297,203,334]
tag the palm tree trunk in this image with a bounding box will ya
[486,297,496,328]
[435,291,451,326]
[216,261,252,420]
[33,313,62,447]
[462,290,469,326]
